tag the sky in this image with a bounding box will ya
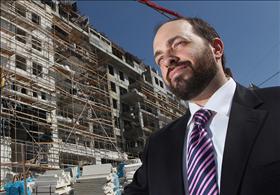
[77,1,280,88]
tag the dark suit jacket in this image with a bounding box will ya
[124,84,280,195]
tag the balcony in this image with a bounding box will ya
[0,42,15,56]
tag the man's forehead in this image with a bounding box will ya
[160,19,191,29]
[153,20,193,49]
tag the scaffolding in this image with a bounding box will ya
[0,0,186,188]
[120,67,186,156]
[0,0,124,186]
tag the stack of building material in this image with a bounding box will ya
[103,168,121,195]
[74,164,112,195]
[123,162,142,186]
[33,170,72,195]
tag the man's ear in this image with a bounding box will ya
[211,38,224,59]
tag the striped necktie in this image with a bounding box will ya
[187,109,219,195]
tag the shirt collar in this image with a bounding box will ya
[188,78,236,117]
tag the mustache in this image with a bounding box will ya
[166,60,192,69]
[167,60,192,78]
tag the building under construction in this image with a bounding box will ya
[0,0,186,184]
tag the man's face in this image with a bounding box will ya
[153,20,218,100]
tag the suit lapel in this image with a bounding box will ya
[220,84,268,195]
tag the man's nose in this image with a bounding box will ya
[165,56,179,69]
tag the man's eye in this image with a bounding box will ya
[174,41,186,48]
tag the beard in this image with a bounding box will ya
[167,46,218,101]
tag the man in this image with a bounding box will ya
[123,17,280,195]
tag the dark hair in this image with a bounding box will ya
[155,17,227,72]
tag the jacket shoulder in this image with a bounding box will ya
[253,86,280,102]
[254,86,280,95]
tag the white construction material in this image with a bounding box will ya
[123,162,142,186]
[103,168,121,195]
[74,163,112,195]
[82,163,112,176]
[33,170,72,195]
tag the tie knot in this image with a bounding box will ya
[193,109,213,126]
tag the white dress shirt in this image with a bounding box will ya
[183,78,236,192]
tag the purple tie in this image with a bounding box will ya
[187,109,219,195]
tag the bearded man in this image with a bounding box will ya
[124,17,280,195]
